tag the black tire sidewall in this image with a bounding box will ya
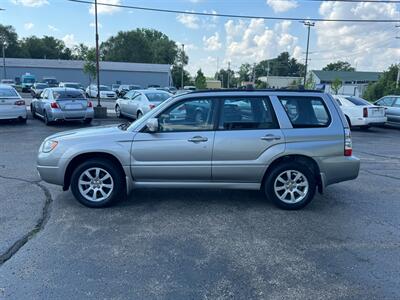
[265,161,316,210]
[70,159,125,208]
[115,105,121,118]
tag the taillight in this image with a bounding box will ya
[50,102,59,109]
[149,104,156,109]
[344,128,352,156]
[363,107,368,118]
[14,100,25,106]
[87,101,93,108]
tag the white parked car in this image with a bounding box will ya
[115,89,172,119]
[332,95,386,129]
[0,84,27,123]
[85,84,117,99]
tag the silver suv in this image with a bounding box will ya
[37,90,360,210]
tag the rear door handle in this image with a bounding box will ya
[188,136,208,143]
[261,134,281,141]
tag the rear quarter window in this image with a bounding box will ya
[0,88,18,97]
[278,96,331,128]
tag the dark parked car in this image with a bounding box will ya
[31,82,49,97]
[42,77,58,87]
[117,84,141,97]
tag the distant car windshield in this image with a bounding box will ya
[1,80,14,84]
[145,92,171,102]
[130,85,141,90]
[64,83,80,89]
[54,90,85,99]
[44,79,57,84]
[36,84,48,89]
[23,78,35,83]
[0,88,18,98]
[345,96,371,106]
[99,86,111,91]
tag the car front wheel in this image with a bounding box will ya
[70,158,125,208]
[115,105,122,118]
[265,161,316,210]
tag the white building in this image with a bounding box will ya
[311,70,381,96]
[258,76,303,89]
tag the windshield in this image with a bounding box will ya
[345,96,371,106]
[65,83,80,89]
[23,78,35,83]
[44,79,57,84]
[54,90,85,99]
[99,86,111,91]
[145,92,171,103]
[0,88,19,98]
[36,84,48,89]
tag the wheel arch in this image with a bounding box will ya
[63,152,126,191]
[262,154,322,193]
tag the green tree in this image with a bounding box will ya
[255,52,305,78]
[72,43,90,60]
[215,68,237,88]
[305,72,315,89]
[322,61,355,72]
[19,36,72,59]
[195,69,207,89]
[0,24,24,58]
[83,48,97,84]
[101,29,177,64]
[171,65,192,88]
[238,63,252,83]
[331,78,342,94]
[363,65,400,101]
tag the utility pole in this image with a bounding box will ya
[95,0,101,107]
[227,61,230,88]
[396,25,400,88]
[302,21,315,86]
[252,63,256,84]
[181,44,184,89]
[2,40,6,80]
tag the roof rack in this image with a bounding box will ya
[187,88,324,94]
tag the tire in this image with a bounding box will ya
[19,117,27,124]
[44,111,52,126]
[360,125,370,130]
[31,105,37,119]
[83,118,92,125]
[70,158,125,208]
[115,105,122,118]
[264,161,316,210]
[137,111,143,119]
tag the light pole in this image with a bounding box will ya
[302,21,315,86]
[181,44,184,89]
[93,0,106,117]
[227,61,230,88]
[2,40,6,80]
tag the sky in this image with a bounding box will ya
[1,0,400,77]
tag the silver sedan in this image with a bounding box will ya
[0,84,27,123]
[115,89,172,119]
[31,87,94,125]
[374,95,400,127]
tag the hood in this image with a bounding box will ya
[45,124,123,141]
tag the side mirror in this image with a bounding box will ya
[146,118,159,133]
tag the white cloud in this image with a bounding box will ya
[314,1,399,71]
[89,0,121,15]
[48,25,58,32]
[89,22,102,28]
[224,19,301,68]
[62,34,76,48]
[203,32,222,51]
[11,0,48,7]
[176,42,198,52]
[266,0,297,13]
[24,22,34,30]
[186,56,218,77]
[176,11,200,29]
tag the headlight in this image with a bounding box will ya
[42,140,58,153]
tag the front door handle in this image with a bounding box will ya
[261,134,281,141]
[188,136,208,143]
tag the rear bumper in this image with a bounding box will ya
[47,108,94,122]
[351,116,387,126]
[318,155,360,187]
[0,106,27,120]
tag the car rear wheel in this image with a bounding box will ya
[70,159,125,208]
[83,118,92,125]
[44,111,52,126]
[137,111,143,119]
[264,161,316,210]
[115,105,122,118]
[31,105,37,119]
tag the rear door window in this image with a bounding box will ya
[0,88,18,98]
[377,97,395,106]
[219,98,279,130]
[278,96,331,128]
[393,98,400,108]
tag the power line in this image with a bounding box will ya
[300,0,400,3]
[66,0,400,23]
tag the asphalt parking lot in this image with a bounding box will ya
[0,115,400,299]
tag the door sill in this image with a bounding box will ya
[133,181,260,190]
